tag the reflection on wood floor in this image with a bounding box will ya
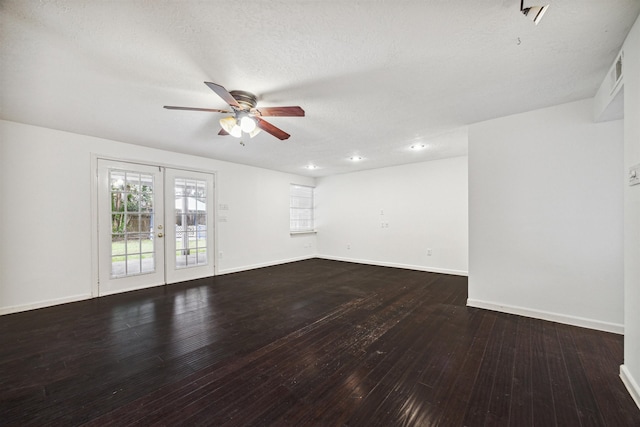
[1,259,638,426]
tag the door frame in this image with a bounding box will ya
[90,154,219,297]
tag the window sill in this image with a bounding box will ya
[290,230,318,235]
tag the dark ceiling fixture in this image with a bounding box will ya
[164,82,305,140]
[520,0,549,25]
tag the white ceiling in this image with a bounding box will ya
[1,1,639,177]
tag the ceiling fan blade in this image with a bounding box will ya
[204,82,241,109]
[254,117,290,140]
[218,128,229,136]
[164,106,232,113]
[251,106,305,117]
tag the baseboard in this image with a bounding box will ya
[621,365,640,410]
[217,255,317,275]
[1,257,317,315]
[466,298,624,334]
[98,281,167,297]
[317,255,468,277]
[0,294,93,316]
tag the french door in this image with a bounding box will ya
[97,159,215,296]
[164,168,215,284]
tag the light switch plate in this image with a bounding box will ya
[630,164,640,186]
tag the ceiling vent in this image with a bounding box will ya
[594,49,624,122]
[610,51,624,95]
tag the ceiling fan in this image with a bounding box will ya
[164,82,305,140]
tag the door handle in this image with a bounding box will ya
[157,233,164,238]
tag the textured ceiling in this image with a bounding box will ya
[1,1,639,177]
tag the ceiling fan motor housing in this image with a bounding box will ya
[229,90,258,110]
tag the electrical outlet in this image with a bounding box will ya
[219,251,223,259]
[347,244,351,250]
[427,249,432,256]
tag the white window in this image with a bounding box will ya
[290,184,314,232]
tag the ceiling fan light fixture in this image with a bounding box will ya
[240,116,257,133]
[230,126,242,138]
[520,1,549,25]
[248,127,261,138]
[220,116,237,132]
[220,116,242,138]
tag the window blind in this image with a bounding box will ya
[290,184,314,232]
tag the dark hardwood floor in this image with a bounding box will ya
[1,259,638,426]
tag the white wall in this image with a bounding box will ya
[621,13,640,408]
[468,99,624,333]
[316,156,468,276]
[0,120,316,314]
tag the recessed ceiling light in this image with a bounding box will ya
[349,156,363,161]
[410,144,426,150]
[305,164,318,170]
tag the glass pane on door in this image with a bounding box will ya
[173,177,208,269]
[109,170,156,277]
